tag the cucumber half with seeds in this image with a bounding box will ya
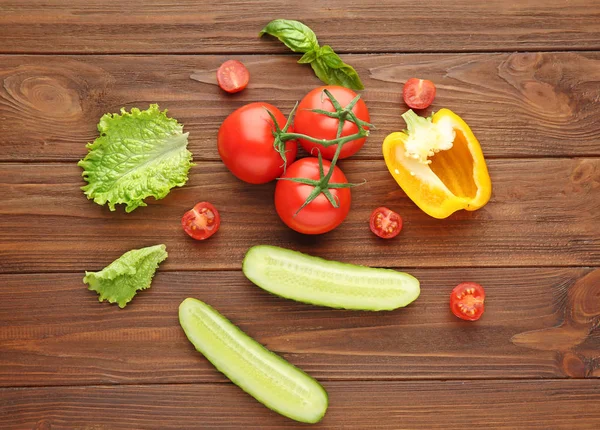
[243,245,420,311]
[179,298,328,424]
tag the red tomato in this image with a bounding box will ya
[369,207,402,239]
[182,202,221,240]
[293,86,370,160]
[450,282,485,321]
[218,103,298,184]
[216,60,249,93]
[275,158,351,234]
[403,78,436,110]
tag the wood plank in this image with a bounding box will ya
[3,380,600,429]
[1,268,599,387]
[0,159,598,273]
[1,0,599,54]
[1,53,599,161]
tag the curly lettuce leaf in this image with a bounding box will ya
[78,104,193,213]
[84,244,168,308]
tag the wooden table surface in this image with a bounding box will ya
[1,1,599,428]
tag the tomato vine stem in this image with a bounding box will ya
[273,89,370,215]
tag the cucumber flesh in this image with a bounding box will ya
[179,298,328,424]
[243,245,420,311]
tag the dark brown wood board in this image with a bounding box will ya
[1,53,599,161]
[1,0,599,428]
[1,269,599,388]
[1,0,599,54]
[1,159,598,273]
[3,381,600,429]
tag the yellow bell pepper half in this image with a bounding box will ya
[382,109,492,219]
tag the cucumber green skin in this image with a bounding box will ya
[179,298,328,424]
[243,245,420,311]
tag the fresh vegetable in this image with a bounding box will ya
[217,60,250,93]
[217,102,298,184]
[78,105,193,213]
[382,109,492,219]
[450,282,485,321]
[179,298,328,423]
[269,90,369,234]
[259,19,364,90]
[294,86,371,160]
[403,78,436,110]
[182,202,220,240]
[275,155,353,234]
[243,245,420,310]
[84,244,168,308]
[370,207,402,239]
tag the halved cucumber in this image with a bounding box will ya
[243,245,420,311]
[179,298,328,424]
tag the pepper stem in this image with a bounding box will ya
[402,109,430,135]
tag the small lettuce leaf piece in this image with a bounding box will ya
[84,244,168,308]
[78,104,193,213]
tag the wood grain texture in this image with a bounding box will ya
[1,53,599,161]
[3,380,600,429]
[1,159,598,273]
[1,0,599,54]
[1,268,598,387]
[2,1,600,426]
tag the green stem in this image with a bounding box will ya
[275,90,372,216]
[401,109,429,135]
[279,128,368,148]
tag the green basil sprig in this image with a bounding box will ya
[259,19,364,90]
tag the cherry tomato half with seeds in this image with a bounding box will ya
[403,78,436,110]
[182,202,221,240]
[370,207,403,239]
[217,60,250,93]
[450,282,485,321]
[294,86,370,160]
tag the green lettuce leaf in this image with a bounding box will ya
[84,244,168,308]
[78,104,193,213]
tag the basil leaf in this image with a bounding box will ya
[311,49,365,90]
[318,45,345,68]
[298,50,317,64]
[259,19,319,53]
[259,19,364,90]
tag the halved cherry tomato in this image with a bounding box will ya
[369,207,402,239]
[182,202,221,240]
[217,60,250,93]
[403,78,436,110]
[450,282,485,321]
